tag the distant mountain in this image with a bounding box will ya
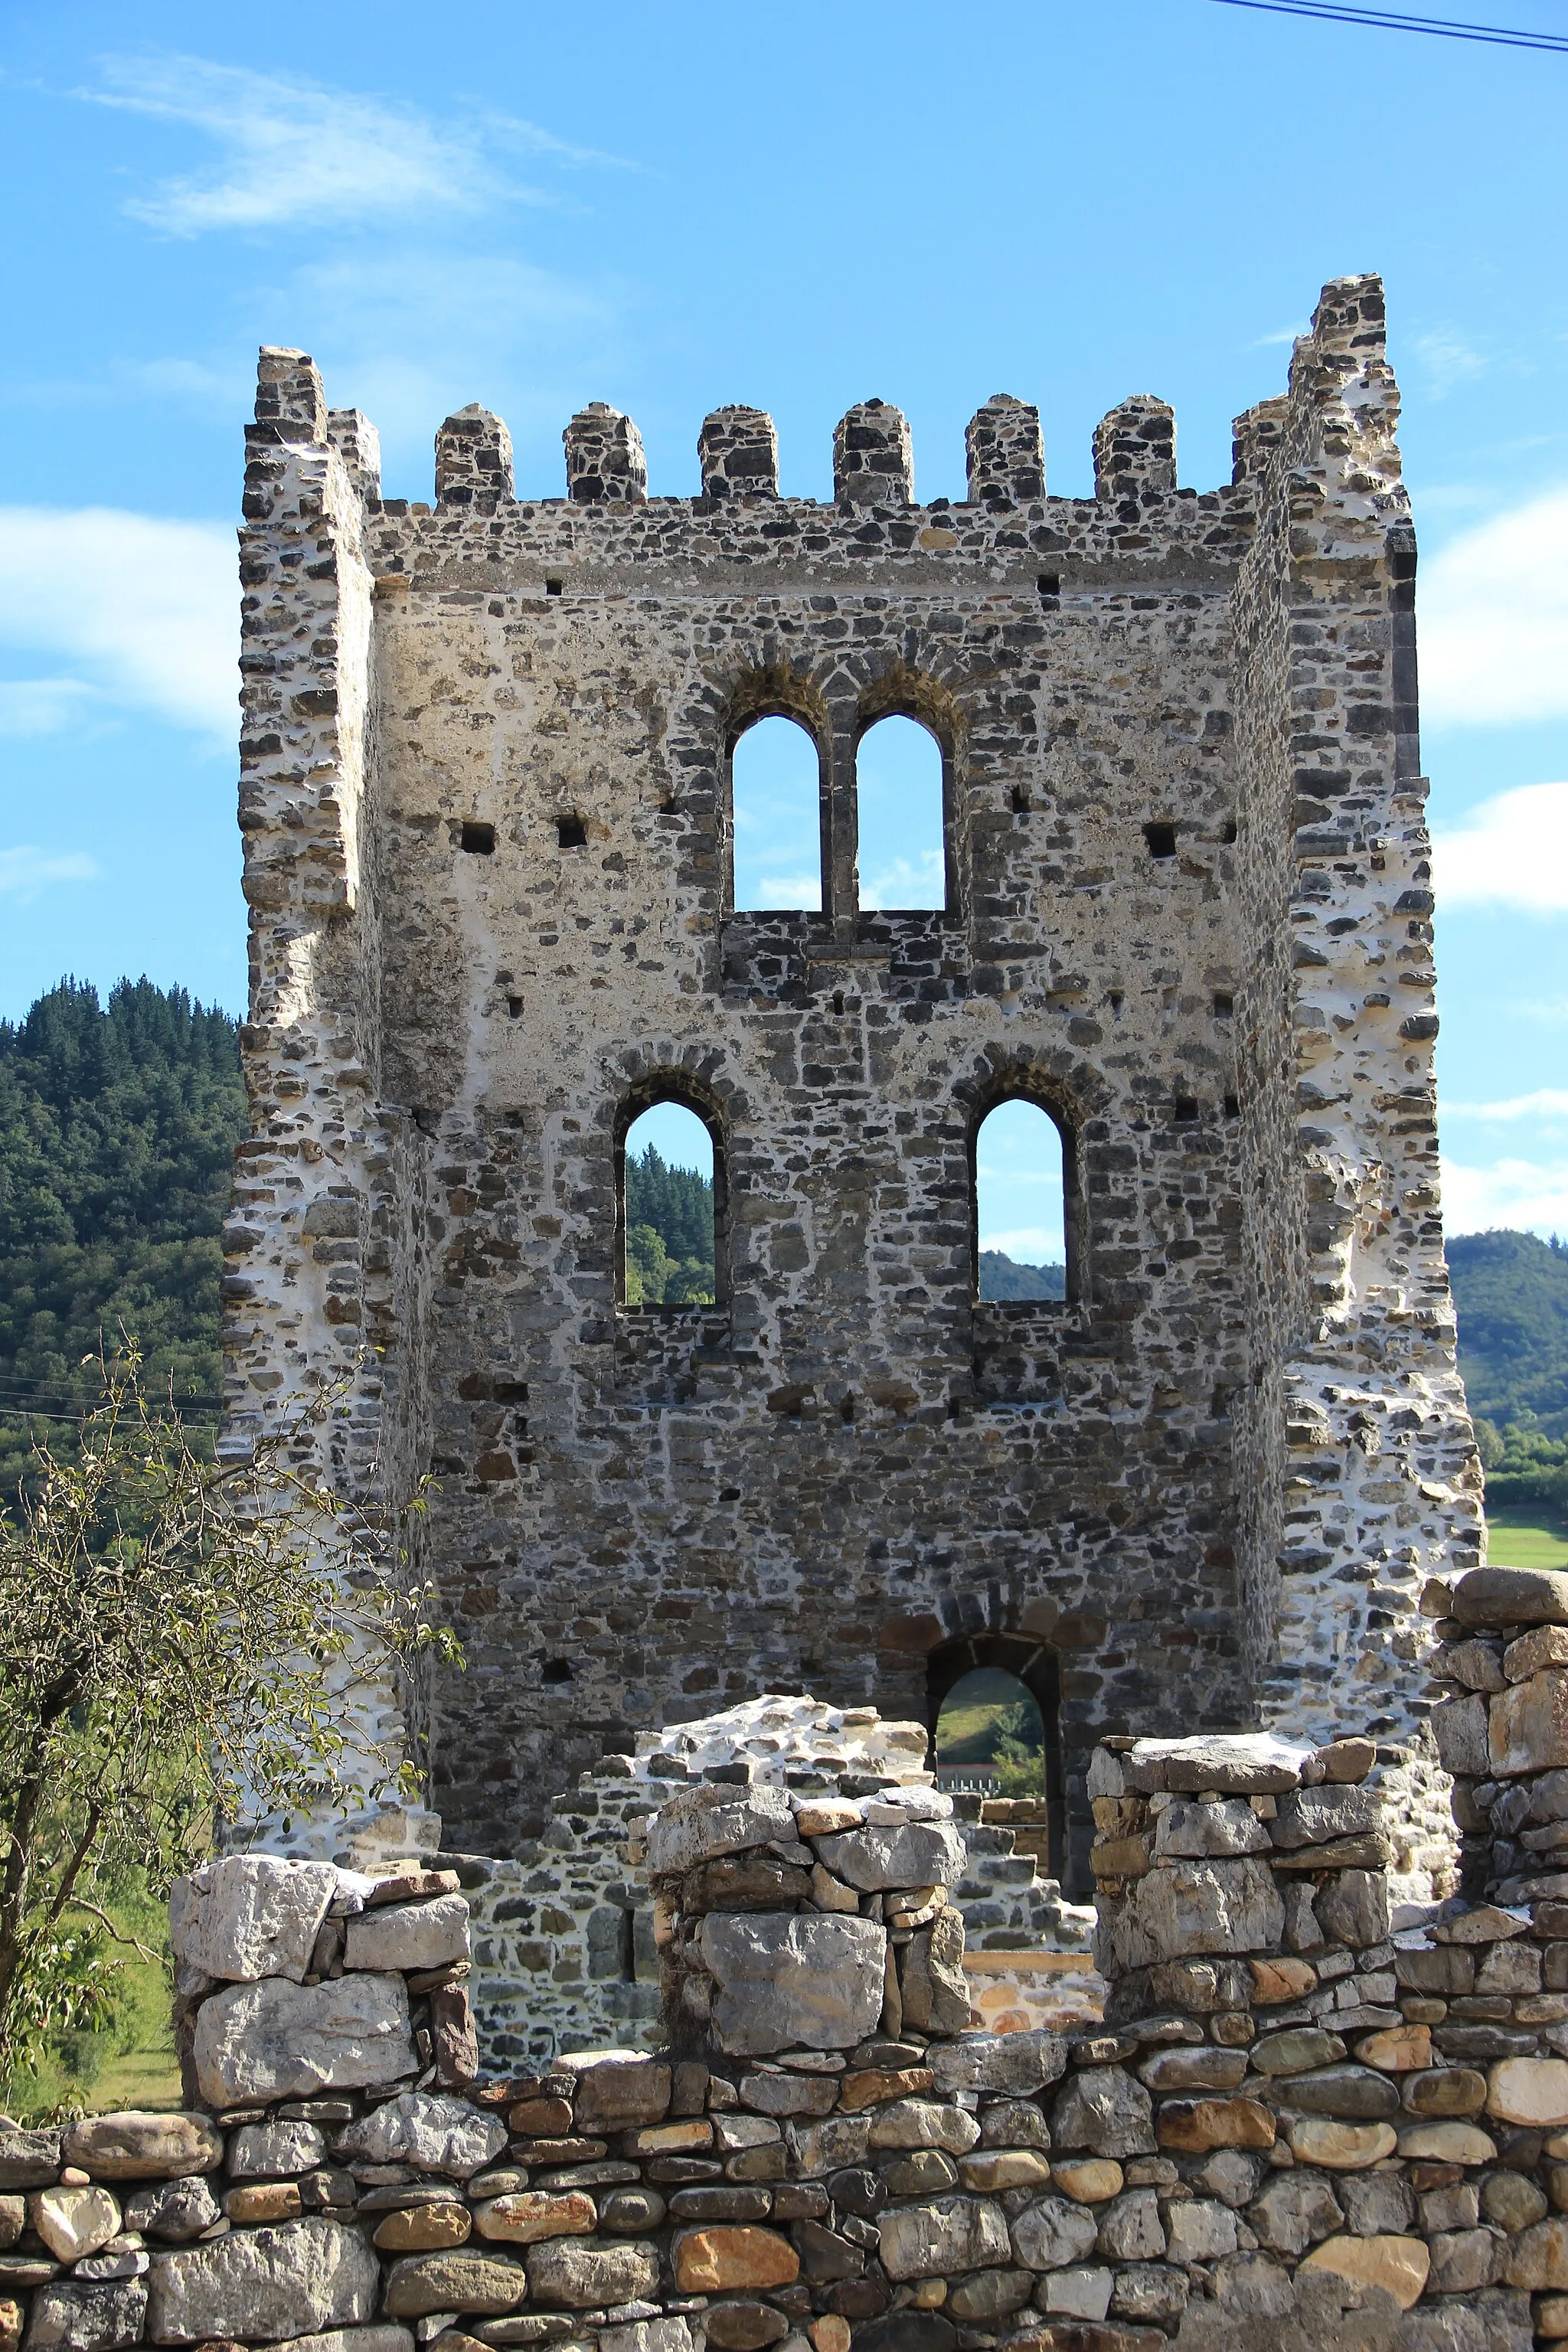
[1449,1230,1568,1439]
[978,1250,1067,1302]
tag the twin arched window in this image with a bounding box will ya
[618,1086,1073,1310]
[731,713,945,914]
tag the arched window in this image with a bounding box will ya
[855,714,945,910]
[731,715,822,912]
[973,1097,1070,1302]
[933,1667,1045,1797]
[619,1099,722,1306]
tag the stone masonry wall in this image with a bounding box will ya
[220,273,1478,1889]
[25,1570,1568,2352]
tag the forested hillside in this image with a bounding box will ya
[1447,1229,1568,1438]
[624,1145,716,1303]
[0,979,246,1494]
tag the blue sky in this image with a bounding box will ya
[1,0,1565,1254]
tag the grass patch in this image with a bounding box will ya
[1487,1506,1568,1572]
[2,1881,179,2122]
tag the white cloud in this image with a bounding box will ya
[0,679,103,736]
[0,508,234,741]
[0,847,102,900]
[1413,330,1488,398]
[1516,995,1568,1024]
[83,55,627,238]
[1430,781,1568,914]
[860,852,944,913]
[1443,1156,1568,1241]
[1444,1089,1568,1122]
[756,874,823,908]
[1420,488,1568,726]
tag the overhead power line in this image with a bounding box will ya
[1206,0,1568,49]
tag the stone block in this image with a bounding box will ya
[1134,2049,1248,2093]
[344,1896,471,1974]
[148,2216,380,2343]
[1504,2215,1568,2288]
[474,2194,595,2244]
[227,2122,327,2179]
[373,2207,472,2252]
[958,2151,1052,2192]
[698,1915,884,2055]
[1487,2055,1568,2128]
[524,2239,661,2308]
[1246,2174,1344,2257]
[1050,2069,1155,2159]
[1283,2118,1396,2168]
[1316,1738,1377,1783]
[1049,2161,1122,2203]
[1298,2233,1429,2311]
[169,1856,338,1984]
[381,2252,528,2317]
[866,2102,978,2157]
[1008,2197,1100,2271]
[1403,2066,1486,2118]
[647,1787,795,1877]
[1093,2187,1164,2262]
[1163,2199,1238,2265]
[1452,1566,1568,1627]
[22,2279,146,2352]
[1269,1786,1382,1849]
[1314,1869,1390,1948]
[63,2115,221,2184]
[1396,2120,1498,2164]
[1155,2099,1274,2154]
[898,1912,968,2037]
[1119,1736,1308,1795]
[1492,1673,1568,1775]
[0,2134,61,2191]
[1106,1859,1283,1968]
[1249,2028,1345,2077]
[1280,2065,1400,2122]
[1151,1800,1267,1859]
[671,2226,799,2292]
[122,2180,220,2243]
[813,1824,965,1893]
[192,1975,415,2107]
[565,2056,672,2134]
[1432,1694,1491,1778]
[928,2031,1064,2098]
[336,2094,507,2180]
[28,2189,119,2265]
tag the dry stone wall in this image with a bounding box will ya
[221,272,1478,1888]
[28,1576,1568,2352]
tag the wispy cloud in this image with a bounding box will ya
[83,54,629,238]
[1443,1156,1568,1241]
[1515,995,1568,1025]
[0,508,234,741]
[0,847,102,900]
[1420,488,1568,727]
[1253,323,1305,348]
[0,679,102,737]
[1443,1089,1568,1123]
[1413,329,1488,398]
[1431,781,1568,913]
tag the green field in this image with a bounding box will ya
[1487,1508,1568,1571]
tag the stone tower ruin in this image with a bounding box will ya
[223,273,1481,1892]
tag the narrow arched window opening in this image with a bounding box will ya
[934,1666,1046,1798]
[620,1100,720,1306]
[731,715,822,912]
[855,714,945,910]
[974,1098,1070,1301]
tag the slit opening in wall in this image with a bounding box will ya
[540,1657,573,1684]
[730,714,824,912]
[557,813,588,850]
[1144,821,1178,861]
[619,1096,723,1308]
[972,1096,1073,1303]
[460,821,495,855]
[545,577,564,596]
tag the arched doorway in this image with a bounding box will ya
[927,1632,1066,1886]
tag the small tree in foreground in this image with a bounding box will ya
[0,1345,460,2086]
